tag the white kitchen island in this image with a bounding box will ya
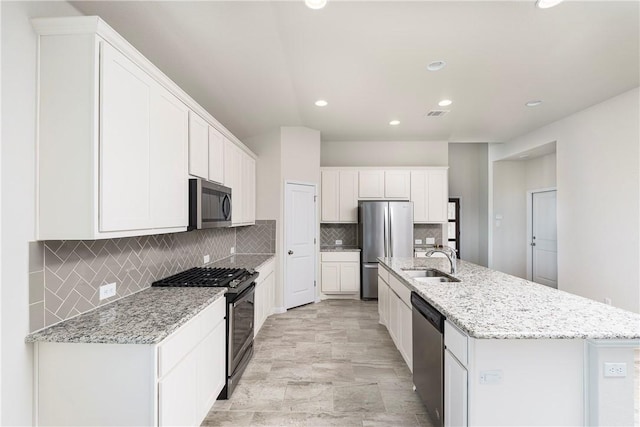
[378,257,640,427]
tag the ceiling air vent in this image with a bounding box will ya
[426,110,450,117]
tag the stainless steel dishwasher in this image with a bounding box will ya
[411,292,445,427]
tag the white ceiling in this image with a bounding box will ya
[71,1,639,143]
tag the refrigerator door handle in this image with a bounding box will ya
[388,204,393,257]
[384,205,389,258]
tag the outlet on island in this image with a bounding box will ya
[99,282,116,300]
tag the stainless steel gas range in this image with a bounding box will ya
[152,266,259,399]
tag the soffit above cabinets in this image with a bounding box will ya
[70,1,639,143]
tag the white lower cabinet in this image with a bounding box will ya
[254,259,276,338]
[320,252,360,294]
[444,349,468,427]
[378,265,412,371]
[34,297,226,427]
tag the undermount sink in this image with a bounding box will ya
[401,269,460,283]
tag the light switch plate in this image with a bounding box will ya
[415,239,422,244]
[203,254,210,264]
[479,370,503,385]
[425,238,435,245]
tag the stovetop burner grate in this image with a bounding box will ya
[152,267,247,288]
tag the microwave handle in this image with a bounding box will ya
[222,194,231,220]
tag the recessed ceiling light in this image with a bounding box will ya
[305,0,327,9]
[389,120,400,126]
[525,100,543,107]
[315,99,328,107]
[438,99,453,107]
[535,0,564,9]
[427,61,447,72]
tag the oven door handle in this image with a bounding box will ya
[232,284,255,308]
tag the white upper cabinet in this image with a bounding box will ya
[188,112,209,180]
[321,170,340,222]
[99,43,153,232]
[411,168,448,223]
[359,170,385,198]
[208,126,225,184]
[384,170,411,199]
[224,139,255,226]
[321,170,358,223]
[149,87,189,229]
[33,17,256,239]
[339,171,359,222]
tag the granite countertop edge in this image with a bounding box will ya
[378,257,640,341]
[25,288,227,345]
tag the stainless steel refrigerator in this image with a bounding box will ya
[358,201,414,299]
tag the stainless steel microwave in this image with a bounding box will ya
[188,179,232,229]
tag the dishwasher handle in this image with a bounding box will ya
[411,292,444,333]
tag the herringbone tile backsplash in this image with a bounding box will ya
[414,224,444,244]
[320,224,358,246]
[28,221,276,332]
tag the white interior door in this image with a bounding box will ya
[532,190,557,288]
[284,182,316,309]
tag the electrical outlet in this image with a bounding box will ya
[335,240,343,245]
[203,254,210,264]
[425,237,435,245]
[230,247,235,254]
[604,362,627,377]
[415,239,422,245]
[99,282,116,300]
[604,297,612,305]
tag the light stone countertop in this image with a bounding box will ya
[379,257,640,340]
[209,254,275,270]
[320,246,361,252]
[25,287,226,344]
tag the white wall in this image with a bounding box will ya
[1,1,82,424]
[448,143,489,266]
[321,140,448,167]
[244,126,321,310]
[526,153,556,190]
[490,88,639,313]
[492,161,528,277]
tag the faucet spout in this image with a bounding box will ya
[424,247,457,274]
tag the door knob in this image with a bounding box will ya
[288,250,294,255]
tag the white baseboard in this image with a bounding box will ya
[314,297,321,303]
[272,307,286,314]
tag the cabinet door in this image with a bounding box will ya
[100,43,152,232]
[378,278,387,325]
[224,139,243,225]
[321,170,339,222]
[410,171,428,223]
[208,126,224,184]
[428,170,448,222]
[388,291,400,345]
[385,170,411,199]
[339,263,359,293]
[444,350,468,427]
[196,320,226,422]
[158,350,197,427]
[339,171,359,222]
[359,170,384,198]
[321,262,341,293]
[400,301,413,371]
[149,85,188,229]
[188,112,209,179]
[243,154,256,224]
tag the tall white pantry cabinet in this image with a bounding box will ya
[33,16,256,240]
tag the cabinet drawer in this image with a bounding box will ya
[389,274,411,307]
[321,252,360,262]
[256,258,275,283]
[378,265,390,284]
[445,320,468,367]
[199,297,226,340]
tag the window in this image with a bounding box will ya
[448,198,460,258]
